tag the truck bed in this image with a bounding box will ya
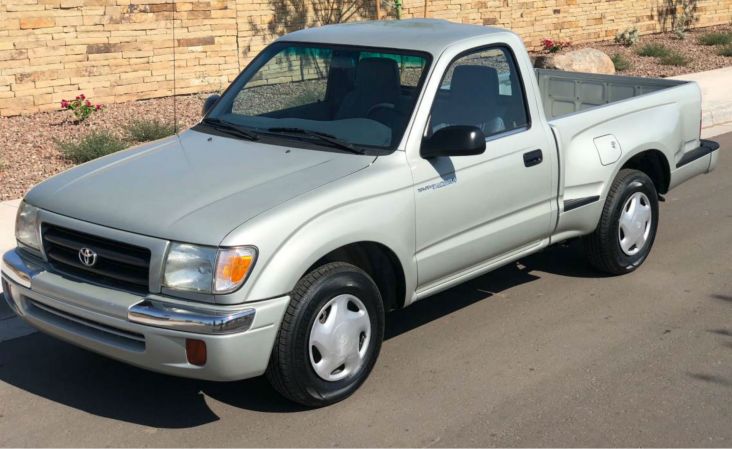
[535,69,690,120]
[535,68,708,244]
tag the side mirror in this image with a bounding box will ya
[202,94,221,116]
[421,125,486,158]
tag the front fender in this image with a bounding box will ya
[252,196,415,304]
[220,153,417,306]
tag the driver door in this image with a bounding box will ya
[410,45,556,289]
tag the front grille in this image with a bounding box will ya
[42,224,151,293]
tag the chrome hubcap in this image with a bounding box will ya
[309,294,371,382]
[618,191,652,256]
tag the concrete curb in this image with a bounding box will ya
[0,201,19,246]
[672,66,732,130]
[0,200,19,295]
[0,201,35,340]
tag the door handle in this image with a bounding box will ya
[523,149,543,167]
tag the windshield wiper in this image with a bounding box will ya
[201,117,259,141]
[266,127,366,155]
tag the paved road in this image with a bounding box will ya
[1,133,730,447]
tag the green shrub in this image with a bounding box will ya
[615,27,640,47]
[718,44,732,57]
[659,51,690,66]
[125,119,177,142]
[611,53,632,71]
[698,32,732,46]
[636,43,671,57]
[671,0,695,40]
[57,131,127,163]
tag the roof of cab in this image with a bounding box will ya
[276,19,511,55]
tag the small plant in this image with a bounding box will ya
[636,43,671,57]
[672,0,696,39]
[57,131,126,163]
[611,53,632,71]
[615,27,640,47]
[673,25,686,40]
[125,119,177,142]
[659,51,689,66]
[718,44,732,57]
[698,32,732,46]
[60,93,103,122]
[540,38,571,54]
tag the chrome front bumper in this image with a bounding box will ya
[128,300,255,334]
[1,248,39,289]
[2,249,255,335]
[2,248,289,381]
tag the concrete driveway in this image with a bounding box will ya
[0,133,730,447]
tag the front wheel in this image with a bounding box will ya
[584,169,659,275]
[266,262,384,407]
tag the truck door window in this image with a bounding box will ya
[430,46,529,137]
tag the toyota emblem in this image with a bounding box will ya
[78,247,98,267]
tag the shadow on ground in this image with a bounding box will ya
[0,241,598,428]
[385,240,602,340]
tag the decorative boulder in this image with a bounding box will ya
[535,48,615,75]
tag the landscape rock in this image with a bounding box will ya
[535,48,616,75]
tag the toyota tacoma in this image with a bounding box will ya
[2,19,720,406]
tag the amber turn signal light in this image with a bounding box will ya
[214,247,256,293]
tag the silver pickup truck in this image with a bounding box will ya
[2,19,720,406]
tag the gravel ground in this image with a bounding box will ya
[234,80,326,115]
[534,24,732,78]
[0,94,207,201]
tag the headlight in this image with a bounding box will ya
[15,202,41,251]
[163,243,257,294]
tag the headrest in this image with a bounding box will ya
[450,65,499,104]
[355,57,401,100]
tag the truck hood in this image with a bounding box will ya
[26,129,375,245]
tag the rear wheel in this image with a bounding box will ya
[266,262,384,407]
[584,169,659,275]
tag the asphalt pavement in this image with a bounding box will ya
[0,132,730,447]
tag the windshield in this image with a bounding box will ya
[206,42,431,152]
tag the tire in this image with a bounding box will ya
[584,169,659,275]
[266,262,385,407]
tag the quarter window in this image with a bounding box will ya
[429,46,529,137]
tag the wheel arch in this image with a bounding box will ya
[552,145,671,243]
[620,148,671,195]
[307,242,407,312]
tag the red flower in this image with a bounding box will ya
[60,99,69,108]
[75,96,80,100]
[85,100,91,107]
[95,104,102,110]
[79,93,85,100]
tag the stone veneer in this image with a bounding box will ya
[1,0,730,115]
